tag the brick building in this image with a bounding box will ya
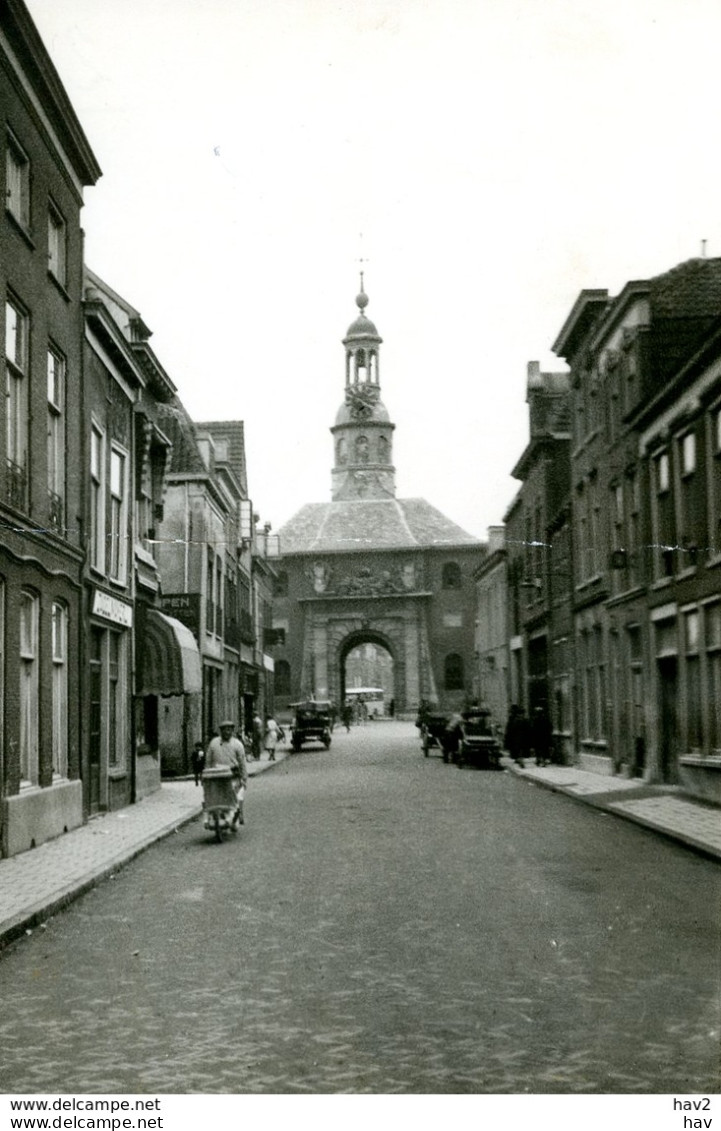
[552,255,721,797]
[82,270,200,807]
[503,361,571,736]
[473,526,509,728]
[0,0,101,854]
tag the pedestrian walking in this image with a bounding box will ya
[443,711,463,763]
[504,704,531,768]
[204,720,248,826]
[342,702,352,732]
[264,716,280,761]
[252,712,263,761]
[389,698,395,718]
[190,741,205,786]
[531,705,553,766]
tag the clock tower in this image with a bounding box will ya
[331,279,396,500]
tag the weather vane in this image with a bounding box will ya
[357,233,369,290]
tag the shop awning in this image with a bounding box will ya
[142,610,202,696]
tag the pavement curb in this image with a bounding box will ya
[0,754,291,951]
[0,805,203,951]
[508,764,721,864]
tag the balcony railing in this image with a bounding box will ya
[6,458,27,512]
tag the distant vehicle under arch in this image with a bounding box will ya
[344,687,385,718]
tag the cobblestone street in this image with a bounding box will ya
[1,723,719,1094]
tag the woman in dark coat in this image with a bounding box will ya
[531,706,553,766]
[504,705,531,767]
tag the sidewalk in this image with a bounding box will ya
[503,758,721,861]
[0,749,289,951]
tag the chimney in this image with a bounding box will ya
[487,526,505,554]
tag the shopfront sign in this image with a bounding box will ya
[160,592,201,639]
[92,589,133,627]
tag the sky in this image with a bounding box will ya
[23,0,721,541]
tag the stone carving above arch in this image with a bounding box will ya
[306,560,423,598]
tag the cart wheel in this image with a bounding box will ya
[213,812,223,843]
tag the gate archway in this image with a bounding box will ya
[339,630,395,712]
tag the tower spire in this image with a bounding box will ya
[330,281,395,501]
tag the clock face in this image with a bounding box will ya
[347,385,376,419]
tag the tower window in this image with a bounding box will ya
[442,561,462,589]
[378,435,389,463]
[444,653,465,691]
[355,435,369,463]
[337,438,347,465]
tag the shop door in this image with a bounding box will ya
[657,656,679,783]
[89,628,103,812]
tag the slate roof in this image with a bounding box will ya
[196,420,247,493]
[155,400,206,475]
[277,497,481,555]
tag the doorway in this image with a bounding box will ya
[657,655,679,783]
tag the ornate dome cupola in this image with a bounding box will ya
[331,277,396,501]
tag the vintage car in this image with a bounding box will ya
[290,700,333,752]
[416,705,452,760]
[453,707,502,770]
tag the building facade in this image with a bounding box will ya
[154,408,275,762]
[551,256,721,797]
[473,526,509,729]
[273,283,485,716]
[82,271,201,808]
[1,0,101,855]
[503,361,571,750]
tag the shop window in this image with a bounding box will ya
[685,611,701,750]
[707,604,721,750]
[20,589,39,783]
[51,602,68,777]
